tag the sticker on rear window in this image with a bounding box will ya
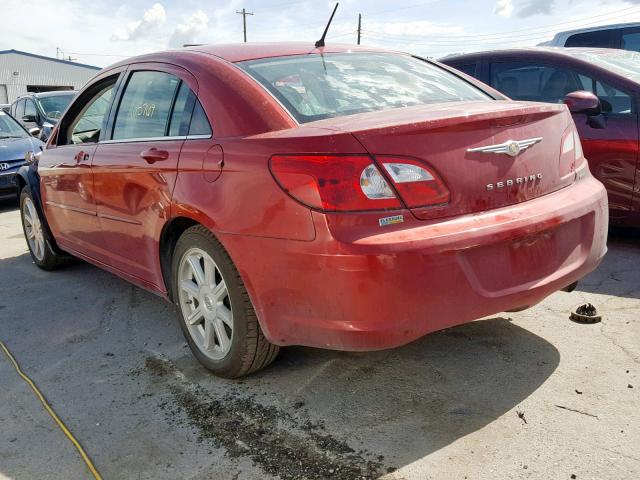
[379,215,404,227]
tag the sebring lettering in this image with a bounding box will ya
[486,173,542,191]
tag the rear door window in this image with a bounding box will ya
[239,53,489,123]
[165,81,212,137]
[621,27,640,52]
[565,29,615,48]
[188,101,212,136]
[112,71,181,140]
[168,82,191,137]
[490,62,586,103]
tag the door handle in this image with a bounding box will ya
[74,151,90,162]
[140,148,169,164]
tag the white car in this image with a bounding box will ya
[540,22,640,51]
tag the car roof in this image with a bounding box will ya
[550,21,640,41]
[442,46,640,85]
[14,90,77,102]
[108,42,396,67]
[442,46,625,61]
[34,91,77,98]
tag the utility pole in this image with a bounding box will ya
[236,8,254,43]
[357,14,362,45]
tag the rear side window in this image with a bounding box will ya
[189,101,212,136]
[565,30,614,48]
[621,28,640,52]
[166,82,212,137]
[239,53,489,123]
[168,82,191,137]
[490,62,588,103]
[113,71,180,140]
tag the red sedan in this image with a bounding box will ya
[17,43,608,377]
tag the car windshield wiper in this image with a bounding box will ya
[0,135,23,139]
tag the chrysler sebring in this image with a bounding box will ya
[17,43,608,377]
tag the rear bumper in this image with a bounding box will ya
[222,176,608,351]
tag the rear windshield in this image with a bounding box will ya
[566,50,640,83]
[238,53,489,123]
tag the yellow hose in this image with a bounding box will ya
[0,341,103,480]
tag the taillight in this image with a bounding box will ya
[377,156,450,208]
[560,122,585,178]
[269,155,401,211]
[270,154,450,212]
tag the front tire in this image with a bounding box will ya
[171,225,279,378]
[20,186,67,270]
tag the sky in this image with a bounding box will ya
[2,0,640,67]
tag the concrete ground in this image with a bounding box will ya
[0,198,638,480]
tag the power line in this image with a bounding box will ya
[365,0,444,17]
[65,52,130,57]
[363,5,640,41]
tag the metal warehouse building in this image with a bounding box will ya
[0,49,100,104]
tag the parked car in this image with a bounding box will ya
[10,91,76,142]
[540,22,640,51]
[17,43,608,377]
[442,47,640,226]
[0,110,44,201]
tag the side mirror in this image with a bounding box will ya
[22,114,38,123]
[28,127,41,137]
[24,150,41,165]
[564,91,601,116]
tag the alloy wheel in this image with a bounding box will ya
[22,197,45,261]
[177,247,234,360]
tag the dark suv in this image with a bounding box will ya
[10,91,76,142]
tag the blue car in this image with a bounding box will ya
[0,110,44,201]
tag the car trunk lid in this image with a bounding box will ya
[311,100,575,220]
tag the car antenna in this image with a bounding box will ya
[315,2,339,48]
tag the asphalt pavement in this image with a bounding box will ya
[0,199,638,480]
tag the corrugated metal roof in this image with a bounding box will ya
[0,49,100,70]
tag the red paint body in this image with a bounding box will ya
[36,43,608,351]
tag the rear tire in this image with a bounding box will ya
[171,225,279,378]
[19,186,68,270]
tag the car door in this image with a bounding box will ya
[91,64,198,288]
[38,72,122,256]
[574,78,639,218]
[489,59,638,216]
